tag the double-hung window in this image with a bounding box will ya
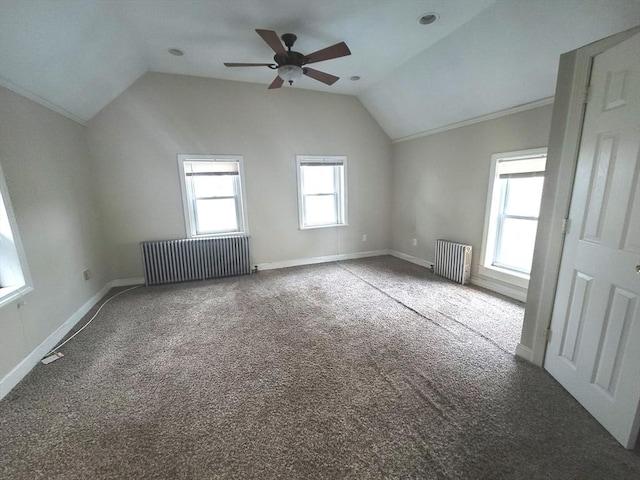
[480,148,547,281]
[178,155,248,237]
[0,163,32,307]
[296,156,347,229]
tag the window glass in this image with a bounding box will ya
[302,166,335,194]
[304,195,337,226]
[0,191,24,288]
[192,175,235,198]
[503,176,544,217]
[494,217,538,273]
[195,198,238,233]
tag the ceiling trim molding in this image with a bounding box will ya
[391,96,555,144]
[0,77,87,126]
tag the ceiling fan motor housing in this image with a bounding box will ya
[275,33,307,68]
[274,50,306,67]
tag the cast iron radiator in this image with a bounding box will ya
[140,236,250,286]
[434,239,472,285]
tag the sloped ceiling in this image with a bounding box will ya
[0,0,638,140]
[364,0,640,140]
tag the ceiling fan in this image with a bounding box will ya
[224,29,351,89]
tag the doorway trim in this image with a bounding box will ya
[521,26,640,367]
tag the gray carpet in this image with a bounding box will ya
[1,256,638,479]
[339,257,525,354]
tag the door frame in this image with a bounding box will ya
[521,25,640,367]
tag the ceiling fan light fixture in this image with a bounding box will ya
[278,64,303,84]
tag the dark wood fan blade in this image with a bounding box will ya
[305,42,351,64]
[268,76,284,89]
[256,29,286,54]
[303,67,339,86]
[224,62,275,67]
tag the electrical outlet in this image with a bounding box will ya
[362,234,367,242]
[83,269,91,281]
[412,238,418,247]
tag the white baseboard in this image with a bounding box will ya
[0,276,145,400]
[470,275,527,302]
[256,249,390,271]
[389,250,434,269]
[0,282,112,399]
[515,343,534,362]
[111,276,145,287]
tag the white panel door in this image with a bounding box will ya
[544,33,640,449]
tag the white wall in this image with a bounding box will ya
[86,73,391,279]
[390,104,553,269]
[390,104,554,353]
[0,87,109,380]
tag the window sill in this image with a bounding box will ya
[0,285,33,309]
[300,223,348,230]
[190,231,248,238]
[478,264,529,289]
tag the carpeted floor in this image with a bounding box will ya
[1,256,638,479]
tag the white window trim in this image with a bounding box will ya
[177,154,249,238]
[479,147,547,289]
[0,162,33,309]
[296,155,348,230]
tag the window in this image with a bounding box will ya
[296,156,347,229]
[0,163,32,308]
[178,155,248,237]
[480,148,547,282]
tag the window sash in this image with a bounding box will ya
[493,217,539,274]
[186,173,242,235]
[298,160,345,227]
[302,192,339,226]
[193,197,239,235]
[491,176,541,274]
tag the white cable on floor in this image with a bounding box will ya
[44,285,141,358]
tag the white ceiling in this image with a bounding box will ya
[1,0,639,140]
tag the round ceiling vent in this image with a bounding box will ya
[350,76,361,81]
[168,48,185,56]
[418,13,439,25]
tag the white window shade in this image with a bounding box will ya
[187,161,239,174]
[497,156,546,176]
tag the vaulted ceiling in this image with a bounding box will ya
[1,0,638,140]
